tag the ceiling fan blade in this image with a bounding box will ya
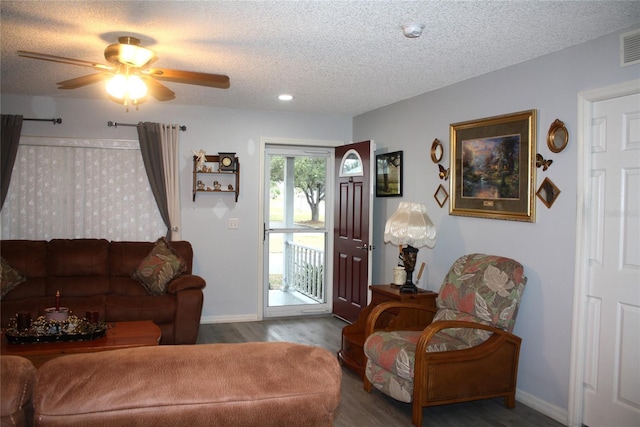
[18,51,113,71]
[148,68,230,89]
[57,73,110,89]
[144,78,176,101]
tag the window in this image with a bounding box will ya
[1,137,164,240]
[338,149,363,177]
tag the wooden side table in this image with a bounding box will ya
[337,284,437,379]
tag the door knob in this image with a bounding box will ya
[356,243,372,251]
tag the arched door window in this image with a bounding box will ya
[339,149,363,177]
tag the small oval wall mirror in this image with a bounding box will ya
[547,119,569,153]
[431,138,443,163]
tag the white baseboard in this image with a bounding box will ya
[199,314,260,324]
[516,388,568,426]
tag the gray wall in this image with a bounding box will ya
[354,25,640,417]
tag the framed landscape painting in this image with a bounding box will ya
[376,151,403,197]
[449,110,536,222]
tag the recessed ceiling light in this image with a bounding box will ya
[278,94,293,101]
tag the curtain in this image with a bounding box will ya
[160,124,181,240]
[137,122,174,240]
[1,137,165,240]
[1,114,23,210]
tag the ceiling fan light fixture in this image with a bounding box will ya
[126,75,148,99]
[106,74,127,99]
[119,44,155,67]
[19,35,228,108]
[104,37,156,68]
[106,74,148,100]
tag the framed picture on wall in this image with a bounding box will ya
[449,109,536,222]
[376,151,403,197]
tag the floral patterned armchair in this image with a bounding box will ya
[363,254,527,426]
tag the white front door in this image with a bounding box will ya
[579,87,640,426]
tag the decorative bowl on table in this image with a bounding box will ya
[4,315,108,344]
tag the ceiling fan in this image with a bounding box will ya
[18,36,230,108]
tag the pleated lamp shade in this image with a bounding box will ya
[383,202,436,249]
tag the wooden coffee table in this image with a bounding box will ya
[1,320,161,368]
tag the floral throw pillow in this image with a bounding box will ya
[1,257,26,299]
[133,238,186,296]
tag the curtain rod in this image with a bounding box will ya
[107,121,187,131]
[25,117,62,124]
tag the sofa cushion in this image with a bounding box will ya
[106,295,176,324]
[365,330,472,380]
[1,257,26,299]
[0,240,48,279]
[0,241,47,302]
[364,330,472,403]
[33,343,341,427]
[47,239,110,277]
[431,309,493,347]
[133,238,186,296]
[1,355,36,427]
[48,277,110,299]
[436,253,527,337]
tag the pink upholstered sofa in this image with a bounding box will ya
[1,342,342,427]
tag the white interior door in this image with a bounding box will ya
[582,90,640,427]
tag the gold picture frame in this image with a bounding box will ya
[449,110,536,222]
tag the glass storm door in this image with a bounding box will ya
[263,145,331,317]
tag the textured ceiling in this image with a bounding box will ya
[1,1,639,116]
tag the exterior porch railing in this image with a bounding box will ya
[284,241,325,302]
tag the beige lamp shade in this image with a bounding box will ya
[383,202,436,248]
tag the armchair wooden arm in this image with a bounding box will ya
[364,301,437,337]
[412,320,521,425]
[364,301,436,393]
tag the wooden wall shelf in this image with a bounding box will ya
[192,155,240,202]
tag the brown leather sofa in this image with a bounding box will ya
[1,239,205,344]
[1,355,36,427]
[1,342,341,427]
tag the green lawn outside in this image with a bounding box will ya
[268,197,325,252]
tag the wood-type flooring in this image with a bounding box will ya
[197,315,564,427]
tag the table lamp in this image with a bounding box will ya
[384,202,436,293]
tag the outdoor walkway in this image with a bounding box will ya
[268,289,318,306]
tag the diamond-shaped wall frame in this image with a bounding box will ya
[536,177,561,208]
[434,184,449,208]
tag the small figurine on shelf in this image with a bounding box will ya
[197,180,205,190]
[213,180,222,191]
[228,184,234,191]
[193,149,207,172]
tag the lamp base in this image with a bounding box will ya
[399,282,418,293]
